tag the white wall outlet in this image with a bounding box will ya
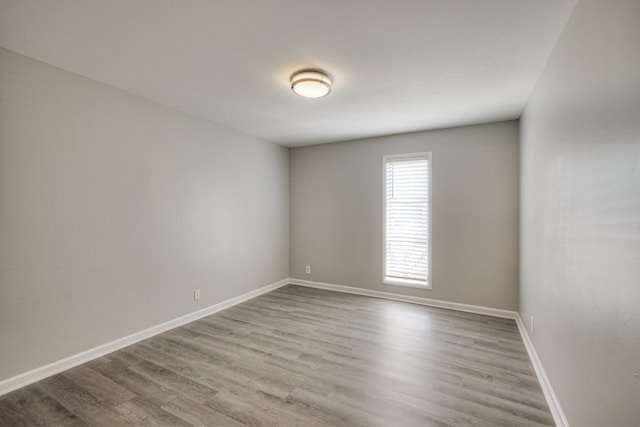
[194,289,201,301]
[305,265,311,274]
[530,316,535,334]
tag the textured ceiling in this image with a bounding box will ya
[0,0,576,146]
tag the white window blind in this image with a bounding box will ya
[383,153,431,288]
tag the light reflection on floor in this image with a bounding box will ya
[377,301,434,370]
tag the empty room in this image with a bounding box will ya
[0,1,638,426]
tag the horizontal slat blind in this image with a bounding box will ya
[384,156,430,284]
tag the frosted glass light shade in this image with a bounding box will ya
[290,70,332,98]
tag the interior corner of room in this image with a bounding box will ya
[1,0,639,426]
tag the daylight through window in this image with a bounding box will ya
[383,153,431,288]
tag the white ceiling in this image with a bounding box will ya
[0,0,576,147]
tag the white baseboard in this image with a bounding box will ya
[515,314,569,427]
[1,276,568,427]
[288,278,518,319]
[290,278,568,427]
[0,278,289,397]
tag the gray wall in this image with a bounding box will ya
[0,48,289,382]
[519,0,640,425]
[290,121,520,310]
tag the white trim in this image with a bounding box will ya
[289,278,517,319]
[0,275,568,427]
[0,278,289,397]
[382,277,430,289]
[515,314,569,427]
[382,152,433,290]
[291,277,567,426]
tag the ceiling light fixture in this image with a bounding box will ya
[290,69,332,98]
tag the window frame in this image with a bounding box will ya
[382,152,433,290]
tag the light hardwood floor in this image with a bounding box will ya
[0,285,554,426]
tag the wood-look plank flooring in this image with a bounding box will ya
[0,285,554,426]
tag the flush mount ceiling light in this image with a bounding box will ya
[290,69,332,98]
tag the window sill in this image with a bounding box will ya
[383,277,431,290]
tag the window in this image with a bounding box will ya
[383,152,432,289]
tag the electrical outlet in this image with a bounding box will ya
[194,289,201,301]
[305,266,311,274]
[530,316,535,334]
